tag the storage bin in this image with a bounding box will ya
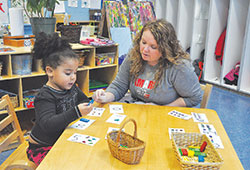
[24,24,33,35]
[12,54,32,75]
[23,89,40,108]
[75,50,86,67]
[96,52,115,66]
[60,25,81,43]
[0,89,18,108]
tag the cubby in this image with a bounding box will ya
[160,0,250,95]
[0,44,118,114]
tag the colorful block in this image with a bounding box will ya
[188,147,200,152]
[181,149,188,156]
[198,155,205,162]
[194,151,207,157]
[179,148,183,156]
[188,150,195,157]
[200,141,208,152]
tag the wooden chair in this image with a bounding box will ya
[0,95,36,170]
[200,83,213,108]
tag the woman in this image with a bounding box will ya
[93,19,202,107]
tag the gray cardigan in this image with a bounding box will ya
[106,56,202,107]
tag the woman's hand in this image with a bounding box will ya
[92,89,115,103]
[77,103,93,116]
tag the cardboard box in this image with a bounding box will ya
[3,35,35,47]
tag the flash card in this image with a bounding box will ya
[67,133,85,143]
[191,112,209,123]
[87,107,105,117]
[80,134,100,146]
[198,123,217,135]
[206,133,224,149]
[106,114,126,124]
[68,133,100,146]
[109,104,124,114]
[105,127,124,139]
[168,110,192,120]
[168,128,185,139]
[69,119,95,130]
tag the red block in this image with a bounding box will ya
[200,141,207,152]
[181,149,188,156]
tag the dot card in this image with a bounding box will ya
[205,133,224,149]
[106,114,126,124]
[68,133,100,146]
[69,119,95,130]
[198,123,217,135]
[67,133,85,143]
[80,134,100,146]
[168,110,192,120]
[168,128,185,139]
[109,104,124,114]
[87,107,105,117]
[191,112,209,123]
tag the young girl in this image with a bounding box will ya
[26,32,93,166]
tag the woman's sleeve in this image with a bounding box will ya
[106,56,131,101]
[171,63,203,107]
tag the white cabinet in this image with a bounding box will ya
[158,0,250,95]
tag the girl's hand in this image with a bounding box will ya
[77,103,93,116]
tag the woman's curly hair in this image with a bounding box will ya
[32,32,78,70]
[129,19,189,88]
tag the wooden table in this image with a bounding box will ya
[37,103,244,170]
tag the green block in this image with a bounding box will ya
[194,151,207,157]
[179,148,183,156]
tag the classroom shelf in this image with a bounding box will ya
[0,43,119,112]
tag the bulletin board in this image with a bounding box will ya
[99,0,156,39]
[99,0,156,59]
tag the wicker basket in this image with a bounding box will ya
[171,133,223,170]
[107,118,146,164]
[60,25,82,43]
[75,50,86,67]
[0,90,18,108]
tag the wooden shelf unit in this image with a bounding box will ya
[0,43,118,114]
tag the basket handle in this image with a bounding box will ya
[116,118,137,144]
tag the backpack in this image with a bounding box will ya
[192,49,205,81]
[224,62,240,86]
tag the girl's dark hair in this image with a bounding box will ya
[32,32,78,70]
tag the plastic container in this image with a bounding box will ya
[24,24,33,35]
[95,52,115,66]
[12,54,32,75]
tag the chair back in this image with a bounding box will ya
[200,83,213,108]
[0,94,25,153]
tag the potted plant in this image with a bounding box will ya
[12,0,60,36]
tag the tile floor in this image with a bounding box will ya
[1,86,250,169]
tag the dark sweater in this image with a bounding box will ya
[30,84,89,146]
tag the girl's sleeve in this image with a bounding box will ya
[76,85,89,104]
[106,56,131,101]
[34,92,81,134]
[171,63,203,107]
